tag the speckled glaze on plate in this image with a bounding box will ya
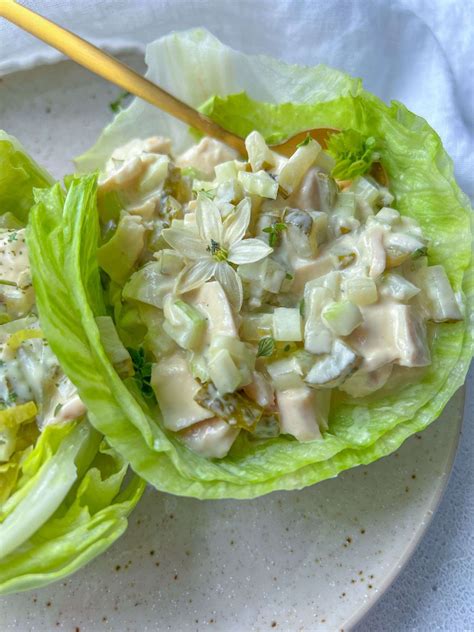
[0,56,466,632]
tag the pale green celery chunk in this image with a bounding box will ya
[97,214,145,284]
[305,340,357,386]
[163,298,206,351]
[154,249,184,276]
[375,206,400,225]
[379,273,420,302]
[322,300,362,336]
[273,307,303,341]
[138,154,170,193]
[240,313,273,341]
[344,276,378,306]
[245,131,277,172]
[238,170,278,199]
[304,285,334,355]
[123,261,175,309]
[208,348,242,394]
[214,160,247,183]
[208,335,255,386]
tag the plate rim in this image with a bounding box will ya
[344,385,465,630]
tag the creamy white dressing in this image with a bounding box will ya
[99,132,462,456]
[0,231,87,464]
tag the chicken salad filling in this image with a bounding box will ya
[95,131,463,458]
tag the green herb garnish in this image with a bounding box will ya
[296,133,312,148]
[257,336,275,358]
[412,247,428,259]
[262,222,287,247]
[109,91,131,113]
[327,129,379,180]
[128,347,154,398]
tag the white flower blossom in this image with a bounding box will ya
[162,194,272,309]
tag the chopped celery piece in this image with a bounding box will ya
[348,177,380,208]
[414,265,463,321]
[163,298,206,350]
[208,348,242,394]
[154,249,184,276]
[333,191,356,217]
[380,273,420,302]
[375,206,400,225]
[245,131,276,172]
[192,178,217,197]
[189,353,209,383]
[344,276,378,306]
[322,300,362,336]
[304,285,334,354]
[239,258,286,294]
[139,305,176,359]
[278,138,321,195]
[214,160,246,183]
[238,170,278,199]
[123,262,175,309]
[273,307,303,341]
[305,340,357,386]
[208,335,255,386]
[97,214,145,284]
[267,352,313,390]
[138,154,170,193]
[240,313,273,341]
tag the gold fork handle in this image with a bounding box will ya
[0,0,247,154]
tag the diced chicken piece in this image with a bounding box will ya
[176,138,239,178]
[305,340,358,387]
[55,395,87,423]
[243,371,275,408]
[185,281,238,343]
[180,418,240,458]
[277,387,324,441]
[347,301,431,371]
[291,252,338,295]
[111,136,172,161]
[99,155,149,193]
[287,168,337,212]
[151,352,214,431]
[339,363,393,397]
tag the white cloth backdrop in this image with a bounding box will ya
[0,0,472,199]
[1,2,473,630]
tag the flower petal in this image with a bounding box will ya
[228,238,273,264]
[175,259,215,294]
[162,228,207,260]
[222,197,251,247]
[214,262,243,311]
[196,193,223,244]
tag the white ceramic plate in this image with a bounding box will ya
[0,55,465,632]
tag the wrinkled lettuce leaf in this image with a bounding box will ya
[33,30,472,499]
[0,133,145,594]
[0,131,53,224]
